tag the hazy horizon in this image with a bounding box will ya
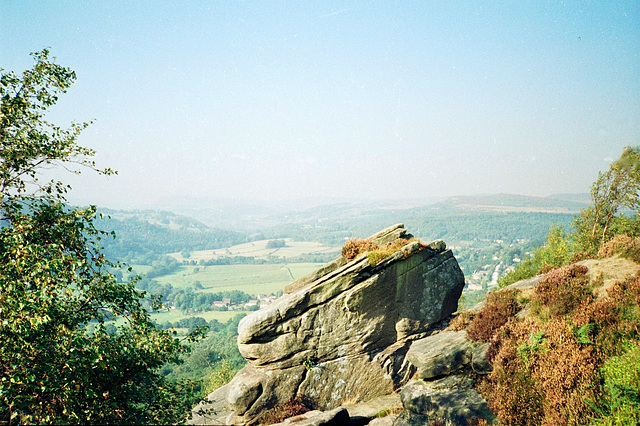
[2,2,639,209]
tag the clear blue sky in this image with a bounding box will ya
[2,1,639,208]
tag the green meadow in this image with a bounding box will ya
[151,262,324,295]
[169,238,339,262]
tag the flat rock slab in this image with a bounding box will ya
[406,331,473,379]
[396,379,492,425]
[270,407,350,426]
[342,393,402,421]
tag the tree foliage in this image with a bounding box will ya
[499,146,640,286]
[0,50,204,424]
[584,146,640,251]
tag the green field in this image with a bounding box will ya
[152,262,324,295]
[169,239,339,262]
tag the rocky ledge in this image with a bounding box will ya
[190,224,477,425]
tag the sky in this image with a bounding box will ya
[2,1,639,209]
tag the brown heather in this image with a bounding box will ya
[480,264,640,424]
[531,264,591,317]
[446,310,475,332]
[480,318,544,426]
[598,234,640,263]
[466,288,520,342]
[341,238,378,261]
[257,396,312,425]
[530,319,601,425]
[342,237,423,265]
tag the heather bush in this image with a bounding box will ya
[341,238,378,261]
[466,288,520,342]
[531,264,591,317]
[482,316,601,425]
[480,268,640,425]
[257,396,312,425]
[446,310,475,332]
[343,237,422,265]
[480,318,544,425]
[598,234,640,264]
[530,319,601,425]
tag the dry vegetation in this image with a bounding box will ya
[463,260,640,425]
[465,288,521,342]
[257,396,313,425]
[341,237,423,266]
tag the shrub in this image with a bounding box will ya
[570,251,596,263]
[482,316,602,425]
[446,310,475,332]
[341,238,378,261]
[466,288,520,342]
[598,234,640,264]
[532,264,591,317]
[595,342,640,426]
[366,248,398,266]
[530,319,601,425]
[342,237,422,265]
[480,318,544,426]
[257,396,312,425]
[203,359,238,395]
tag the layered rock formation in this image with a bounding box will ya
[221,224,466,424]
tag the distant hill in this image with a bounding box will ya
[95,209,248,263]
[434,193,590,214]
[94,193,591,260]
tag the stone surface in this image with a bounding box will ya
[369,416,397,426]
[298,355,396,410]
[225,365,265,416]
[471,342,492,375]
[406,331,473,379]
[270,407,350,426]
[342,393,402,423]
[186,383,233,425]
[230,365,307,423]
[395,379,492,425]
[285,256,348,294]
[223,225,465,424]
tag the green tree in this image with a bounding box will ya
[1,50,204,424]
[584,146,640,251]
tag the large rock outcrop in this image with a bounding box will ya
[224,224,465,424]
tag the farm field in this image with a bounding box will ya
[152,262,325,295]
[168,238,340,262]
[150,308,249,325]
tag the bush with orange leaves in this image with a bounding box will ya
[478,269,640,425]
[598,234,640,263]
[481,317,601,424]
[341,238,378,261]
[256,396,312,425]
[342,237,422,265]
[531,264,591,317]
[466,288,521,342]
